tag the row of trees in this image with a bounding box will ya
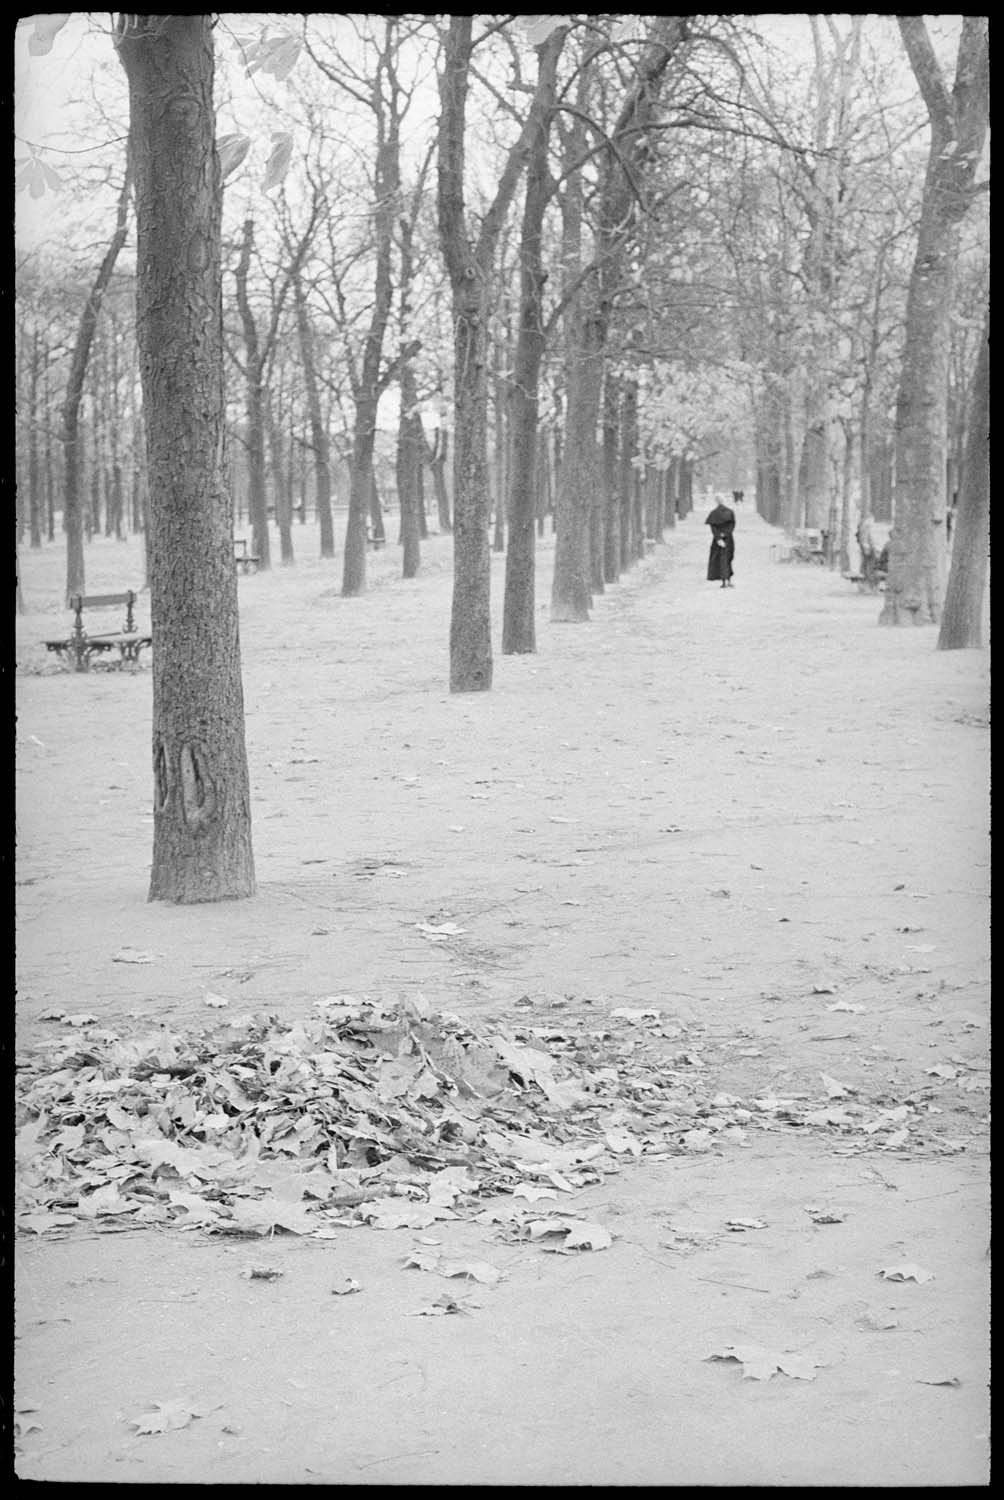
[15,13,988,902]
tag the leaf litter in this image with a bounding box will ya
[15,992,984,1243]
[706,1344,827,1381]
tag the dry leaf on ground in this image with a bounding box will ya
[879,1263,934,1283]
[707,1344,826,1381]
[129,1400,215,1435]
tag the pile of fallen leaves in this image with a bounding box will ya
[15,995,986,1240]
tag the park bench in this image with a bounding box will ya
[791,528,827,564]
[843,569,887,593]
[234,538,259,574]
[44,590,152,672]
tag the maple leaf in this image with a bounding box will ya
[130,1400,208,1435]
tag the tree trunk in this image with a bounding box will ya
[117,13,255,903]
[396,205,423,579]
[268,400,295,564]
[427,427,451,533]
[882,16,988,624]
[342,398,376,594]
[437,14,558,689]
[503,29,564,654]
[61,169,131,603]
[602,371,620,581]
[797,385,830,530]
[552,297,601,622]
[492,304,509,555]
[369,470,385,544]
[397,404,423,578]
[28,328,43,547]
[293,273,335,558]
[448,286,493,687]
[235,218,271,572]
[938,312,988,649]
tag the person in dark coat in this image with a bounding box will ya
[705,501,736,587]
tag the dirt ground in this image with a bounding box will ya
[14,506,990,1485]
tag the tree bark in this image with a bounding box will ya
[427,426,451,532]
[502,28,565,655]
[602,370,620,581]
[937,311,988,649]
[552,295,602,621]
[293,271,335,557]
[235,218,271,572]
[61,169,131,603]
[28,328,43,547]
[396,201,424,579]
[117,13,255,903]
[882,16,988,625]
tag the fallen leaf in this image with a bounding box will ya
[726,1217,768,1231]
[605,1129,642,1155]
[331,1277,363,1296]
[113,948,161,965]
[408,1294,471,1317]
[226,1197,315,1236]
[241,1267,283,1281]
[17,1211,78,1235]
[204,991,230,1009]
[916,1374,962,1388]
[512,1184,558,1203]
[439,1259,502,1284]
[706,1344,824,1381]
[365,1201,446,1231]
[879,1263,934,1283]
[404,1249,442,1273]
[856,1309,900,1330]
[129,1400,209,1435]
[820,1073,852,1099]
[805,1108,854,1127]
[560,1221,613,1251]
[804,1206,846,1225]
[827,1001,866,1014]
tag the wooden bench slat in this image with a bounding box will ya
[70,591,136,609]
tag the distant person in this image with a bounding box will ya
[705,500,736,588]
[946,494,958,544]
[732,488,744,505]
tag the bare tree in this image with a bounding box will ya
[502,27,567,653]
[116,13,255,903]
[881,17,988,625]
